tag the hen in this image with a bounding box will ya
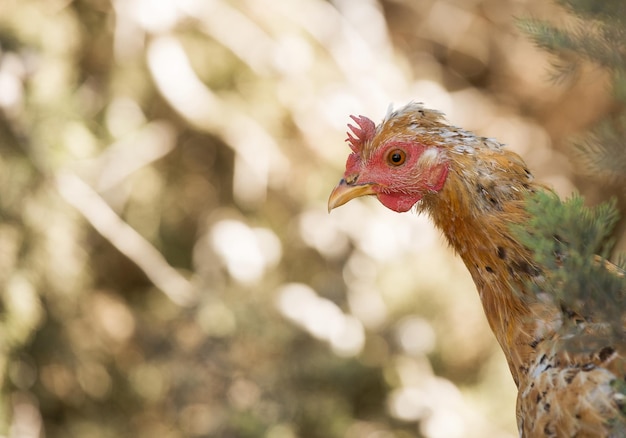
[328,102,626,437]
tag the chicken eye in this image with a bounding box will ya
[387,149,406,166]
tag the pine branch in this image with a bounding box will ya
[519,1,626,186]
[558,0,626,25]
[518,17,624,74]
[514,193,626,339]
[573,113,626,185]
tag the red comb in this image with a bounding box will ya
[346,115,376,153]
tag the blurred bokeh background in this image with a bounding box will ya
[0,0,622,437]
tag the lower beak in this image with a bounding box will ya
[328,179,377,212]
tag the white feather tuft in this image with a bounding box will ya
[417,148,440,167]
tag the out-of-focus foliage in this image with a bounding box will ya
[520,0,626,254]
[520,0,626,189]
[0,1,620,437]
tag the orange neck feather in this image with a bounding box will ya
[421,147,545,383]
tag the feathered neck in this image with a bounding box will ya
[420,145,545,382]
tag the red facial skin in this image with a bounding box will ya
[342,141,449,212]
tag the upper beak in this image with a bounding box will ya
[328,179,377,212]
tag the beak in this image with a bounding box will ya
[328,179,377,212]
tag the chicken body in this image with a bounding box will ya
[328,102,626,436]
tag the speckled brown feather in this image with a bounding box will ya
[333,103,626,437]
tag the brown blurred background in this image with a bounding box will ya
[0,0,620,437]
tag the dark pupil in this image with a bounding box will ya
[391,152,402,163]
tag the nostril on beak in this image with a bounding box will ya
[345,174,358,185]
